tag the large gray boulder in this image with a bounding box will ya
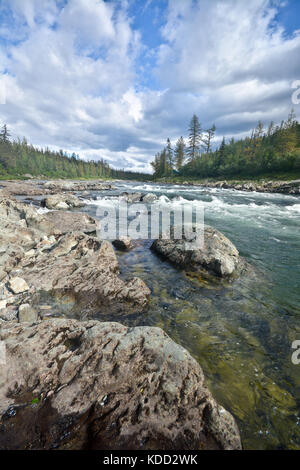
[152,225,241,277]
[0,318,241,450]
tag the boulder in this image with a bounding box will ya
[152,225,241,277]
[120,192,142,203]
[42,181,115,192]
[41,194,85,210]
[8,277,29,294]
[141,193,158,203]
[112,237,132,250]
[18,304,38,323]
[0,318,241,450]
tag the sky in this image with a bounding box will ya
[0,0,300,173]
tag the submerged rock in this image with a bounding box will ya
[18,303,38,323]
[152,225,241,277]
[0,318,241,450]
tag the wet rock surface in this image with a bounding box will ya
[152,225,242,278]
[0,318,241,450]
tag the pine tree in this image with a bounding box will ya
[0,124,10,142]
[202,124,216,153]
[187,114,202,161]
[267,121,275,136]
[174,136,186,170]
[166,138,174,169]
[216,137,226,168]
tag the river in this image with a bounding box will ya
[46,181,300,449]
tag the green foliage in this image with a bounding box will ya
[152,111,300,180]
[187,114,202,161]
[174,136,186,170]
[151,147,174,178]
[0,126,151,181]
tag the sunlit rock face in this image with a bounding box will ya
[0,318,242,450]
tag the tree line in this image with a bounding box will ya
[0,125,151,181]
[151,111,300,178]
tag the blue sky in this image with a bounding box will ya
[0,0,300,172]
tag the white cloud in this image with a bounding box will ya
[0,0,299,172]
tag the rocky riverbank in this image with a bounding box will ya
[0,318,241,450]
[0,179,115,197]
[0,184,242,450]
[182,179,300,195]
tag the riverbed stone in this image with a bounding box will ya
[26,210,98,236]
[0,318,241,450]
[112,237,132,250]
[8,277,29,294]
[18,303,38,323]
[120,192,142,203]
[41,193,85,210]
[0,196,150,315]
[141,193,158,203]
[17,234,150,313]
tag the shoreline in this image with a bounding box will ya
[1,177,300,196]
[153,178,300,195]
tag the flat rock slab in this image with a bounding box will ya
[0,318,241,450]
[0,196,150,315]
[18,233,150,312]
[27,210,98,236]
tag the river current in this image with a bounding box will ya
[42,181,300,449]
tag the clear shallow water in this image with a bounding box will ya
[26,182,299,449]
[79,182,300,450]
